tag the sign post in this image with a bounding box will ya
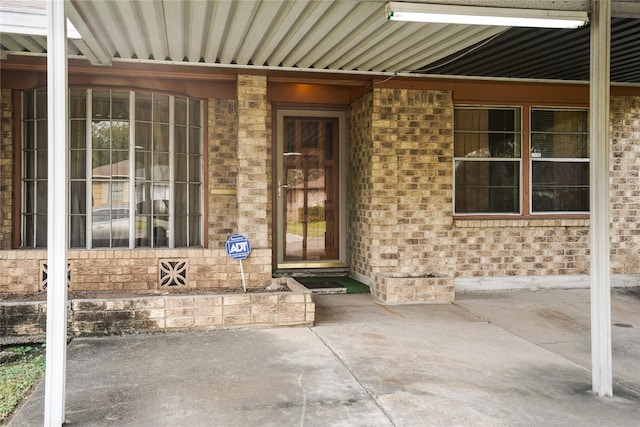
[225,234,252,292]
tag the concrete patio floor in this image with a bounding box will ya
[9,287,640,426]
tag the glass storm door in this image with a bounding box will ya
[276,112,345,269]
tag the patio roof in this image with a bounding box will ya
[1,0,640,84]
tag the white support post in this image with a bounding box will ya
[44,0,69,425]
[589,0,613,397]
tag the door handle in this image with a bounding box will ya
[278,181,289,197]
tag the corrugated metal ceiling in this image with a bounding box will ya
[1,0,640,83]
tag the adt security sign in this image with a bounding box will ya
[225,234,251,260]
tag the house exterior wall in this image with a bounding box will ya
[349,87,639,302]
[0,89,13,250]
[610,96,640,275]
[0,75,274,294]
[1,65,639,302]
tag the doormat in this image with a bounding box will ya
[295,277,370,294]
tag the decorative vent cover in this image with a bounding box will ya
[40,261,71,290]
[159,259,188,287]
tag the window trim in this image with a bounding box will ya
[454,103,590,219]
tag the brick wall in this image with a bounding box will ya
[208,98,239,247]
[611,96,640,275]
[348,92,374,281]
[236,75,270,250]
[0,89,13,249]
[1,279,314,338]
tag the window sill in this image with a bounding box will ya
[453,216,589,228]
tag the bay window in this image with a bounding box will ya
[22,89,203,249]
[454,105,589,216]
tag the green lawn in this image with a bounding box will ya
[0,345,46,423]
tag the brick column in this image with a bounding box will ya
[236,75,271,284]
[0,89,13,249]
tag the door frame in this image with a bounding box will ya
[274,108,347,269]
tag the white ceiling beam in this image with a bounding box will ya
[250,0,310,67]
[281,1,357,68]
[138,0,167,61]
[331,20,412,70]
[267,0,334,67]
[345,22,440,71]
[235,0,284,65]
[203,0,233,63]
[311,3,385,70]
[186,0,211,62]
[218,0,260,64]
[118,0,150,60]
[162,0,185,61]
[65,1,112,65]
[297,2,379,69]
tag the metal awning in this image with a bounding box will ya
[1,0,639,83]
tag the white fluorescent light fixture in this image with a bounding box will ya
[386,2,589,29]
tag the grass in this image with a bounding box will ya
[0,345,46,424]
[286,221,327,238]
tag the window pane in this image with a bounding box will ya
[111,121,130,150]
[136,121,152,151]
[36,215,47,246]
[112,150,130,178]
[189,184,201,214]
[111,91,129,120]
[24,151,35,180]
[189,127,201,155]
[135,151,152,179]
[70,120,86,149]
[70,90,86,119]
[189,99,200,126]
[70,216,86,248]
[175,98,187,126]
[36,91,47,119]
[36,120,47,149]
[175,126,187,154]
[92,91,110,119]
[154,153,170,180]
[154,216,169,247]
[531,110,589,159]
[189,155,200,182]
[23,121,34,149]
[153,94,170,123]
[92,120,111,150]
[175,215,187,247]
[36,149,47,179]
[454,108,521,158]
[136,93,152,122]
[154,123,169,152]
[70,150,86,179]
[23,216,34,247]
[92,150,110,173]
[36,181,48,213]
[455,160,520,214]
[23,91,34,120]
[70,181,86,214]
[189,215,201,246]
[531,161,589,212]
[175,183,187,214]
[175,154,188,182]
[24,182,35,213]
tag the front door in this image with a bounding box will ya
[275,110,346,269]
